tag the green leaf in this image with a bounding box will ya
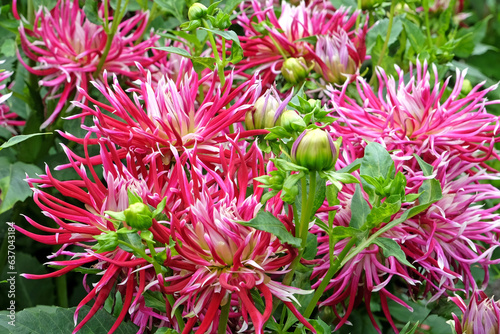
[151,46,191,58]
[152,197,167,218]
[413,154,433,177]
[0,305,139,333]
[402,19,426,53]
[418,178,443,205]
[0,252,55,309]
[272,158,308,172]
[366,16,403,53]
[337,158,361,173]
[281,172,304,203]
[303,233,318,260]
[32,0,58,11]
[454,16,490,58]
[154,0,186,22]
[105,210,126,221]
[330,226,362,239]
[364,198,401,230]
[83,0,103,26]
[326,184,340,207]
[311,176,326,220]
[0,39,15,58]
[373,237,415,268]
[238,211,301,247]
[400,321,420,334]
[200,27,244,64]
[348,184,370,229]
[192,56,215,70]
[143,291,167,313]
[222,0,244,13]
[117,230,145,253]
[360,142,395,179]
[0,133,52,151]
[0,158,42,214]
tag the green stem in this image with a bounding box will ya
[356,0,362,30]
[166,294,185,331]
[297,237,357,326]
[369,0,398,85]
[300,172,316,246]
[203,21,226,87]
[218,293,231,334]
[96,0,125,75]
[423,0,433,46]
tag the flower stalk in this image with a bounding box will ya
[369,0,398,85]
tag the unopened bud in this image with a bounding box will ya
[281,57,310,84]
[461,79,472,95]
[124,202,153,230]
[245,92,281,130]
[279,110,306,132]
[291,129,338,171]
[188,3,207,21]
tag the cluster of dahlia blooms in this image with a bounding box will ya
[17,0,162,128]
[12,0,500,333]
[236,0,367,87]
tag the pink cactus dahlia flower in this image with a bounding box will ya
[328,60,500,166]
[70,65,264,165]
[165,144,314,334]
[18,0,161,128]
[450,291,500,334]
[236,0,366,86]
[15,139,176,332]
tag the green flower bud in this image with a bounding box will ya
[291,129,338,171]
[279,110,306,132]
[124,202,153,230]
[461,79,473,95]
[245,93,280,130]
[281,57,310,84]
[188,3,207,21]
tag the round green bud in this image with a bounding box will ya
[461,79,473,95]
[279,110,306,132]
[291,129,338,171]
[124,202,153,230]
[245,94,280,130]
[188,3,207,21]
[281,57,310,84]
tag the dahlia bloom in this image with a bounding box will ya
[236,0,366,86]
[398,153,500,300]
[311,149,419,333]
[328,60,500,166]
[71,66,263,165]
[450,291,500,334]
[165,144,314,333]
[312,139,500,332]
[18,0,161,128]
[310,30,365,84]
[0,62,24,133]
[15,138,176,332]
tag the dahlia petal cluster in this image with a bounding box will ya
[450,291,500,334]
[18,0,161,128]
[236,0,367,86]
[309,60,500,332]
[328,60,500,165]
